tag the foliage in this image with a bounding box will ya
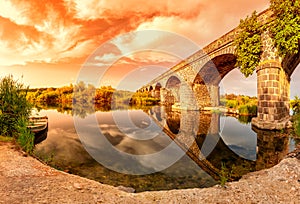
[16,116,35,153]
[0,135,14,142]
[73,82,97,105]
[293,114,300,137]
[238,104,257,116]
[291,96,300,137]
[290,96,300,115]
[269,0,300,57]
[219,163,236,187]
[27,83,160,109]
[225,100,238,109]
[0,75,32,137]
[95,86,115,104]
[234,11,262,77]
[237,115,252,124]
[27,85,74,104]
[220,94,258,116]
[130,92,160,105]
[220,98,227,106]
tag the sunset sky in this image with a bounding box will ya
[0,0,299,97]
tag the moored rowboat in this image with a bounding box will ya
[28,115,48,134]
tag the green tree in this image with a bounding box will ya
[291,96,300,115]
[270,0,300,57]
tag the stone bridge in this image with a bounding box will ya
[147,107,289,181]
[139,9,300,130]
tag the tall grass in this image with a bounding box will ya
[0,75,34,153]
[16,116,35,153]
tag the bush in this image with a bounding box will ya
[0,75,32,137]
[226,100,238,109]
[238,104,257,116]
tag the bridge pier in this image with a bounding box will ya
[160,88,174,105]
[208,85,220,107]
[179,83,198,110]
[252,30,291,130]
[193,84,220,108]
[252,62,290,130]
[141,9,298,131]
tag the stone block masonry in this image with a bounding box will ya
[140,8,299,130]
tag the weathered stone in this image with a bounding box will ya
[139,9,299,130]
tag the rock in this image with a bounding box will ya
[117,185,135,193]
[73,183,82,190]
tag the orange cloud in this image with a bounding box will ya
[0,0,271,90]
[0,0,270,67]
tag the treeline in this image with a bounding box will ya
[220,94,258,116]
[27,82,159,107]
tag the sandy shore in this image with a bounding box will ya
[0,142,299,204]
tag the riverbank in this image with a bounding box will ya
[0,141,299,204]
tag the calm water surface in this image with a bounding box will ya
[34,106,298,192]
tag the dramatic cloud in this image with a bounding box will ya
[0,0,269,66]
[1,0,282,94]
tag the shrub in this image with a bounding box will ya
[238,104,257,116]
[226,100,238,109]
[0,75,32,137]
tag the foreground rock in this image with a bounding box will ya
[0,142,299,203]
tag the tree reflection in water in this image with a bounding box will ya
[34,105,295,191]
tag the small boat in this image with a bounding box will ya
[28,109,48,144]
[28,115,48,134]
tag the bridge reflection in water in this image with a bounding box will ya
[148,106,290,182]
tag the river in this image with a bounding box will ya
[34,105,299,192]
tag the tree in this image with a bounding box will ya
[291,96,300,115]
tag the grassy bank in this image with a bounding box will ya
[220,94,257,116]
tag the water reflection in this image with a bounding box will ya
[34,127,48,144]
[147,107,292,181]
[253,126,290,170]
[34,105,295,192]
[165,107,181,134]
[35,108,217,192]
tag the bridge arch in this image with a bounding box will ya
[193,54,237,107]
[140,9,299,129]
[153,83,162,99]
[164,75,181,105]
[155,83,162,91]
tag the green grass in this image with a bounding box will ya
[15,116,35,154]
[0,135,14,142]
